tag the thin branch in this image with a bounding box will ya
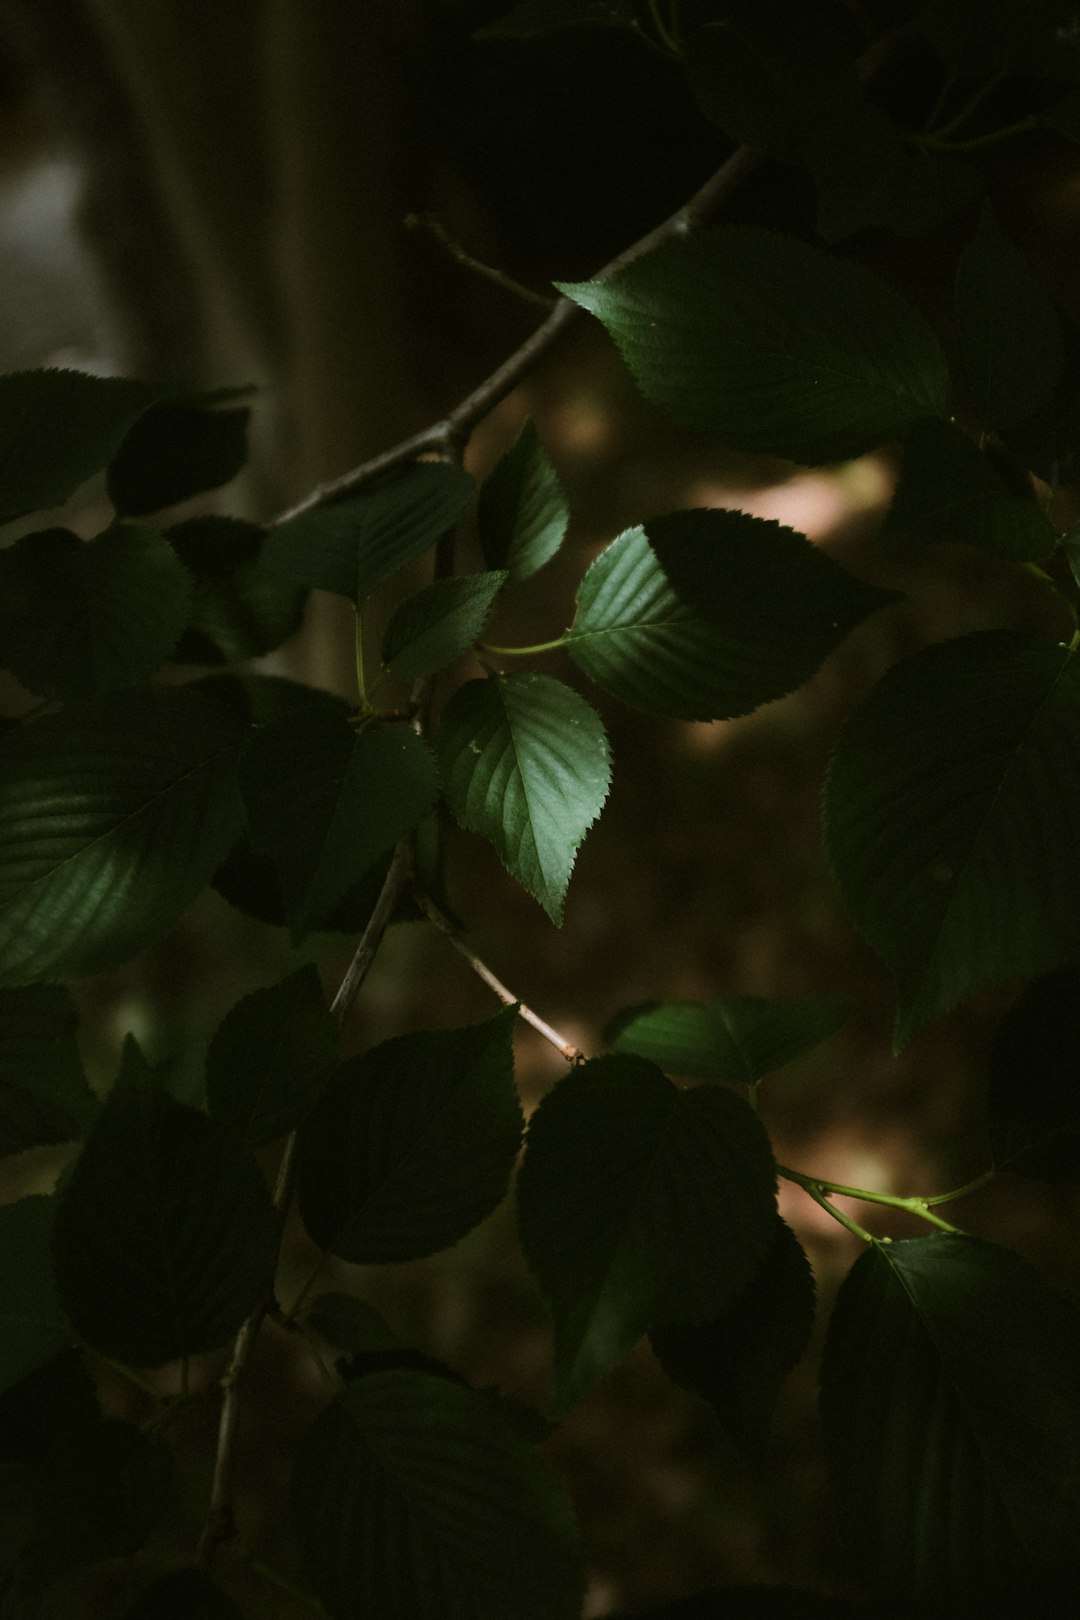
[405,212,556,310]
[329,838,415,1025]
[270,143,765,526]
[416,891,584,1063]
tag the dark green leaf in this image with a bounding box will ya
[0,986,96,1157]
[262,461,474,602]
[955,207,1065,434]
[51,1038,279,1366]
[167,516,306,664]
[606,990,848,1083]
[381,570,507,681]
[986,967,1080,1181]
[0,524,192,700]
[477,419,568,580]
[476,0,641,37]
[821,1235,1080,1614]
[205,964,337,1146]
[240,710,438,940]
[651,1216,814,1456]
[0,685,246,986]
[295,1009,522,1263]
[107,400,250,517]
[291,1367,583,1620]
[880,418,1056,560]
[122,1570,244,1619]
[559,229,950,464]
[0,369,160,526]
[307,1293,400,1354]
[825,633,1080,1047]
[0,1197,67,1396]
[436,673,610,924]
[566,512,898,720]
[20,1418,174,1589]
[517,1055,777,1411]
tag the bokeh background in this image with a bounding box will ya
[2,3,1080,1614]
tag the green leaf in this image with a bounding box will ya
[0,369,160,526]
[986,967,1080,1182]
[0,987,96,1157]
[559,229,950,464]
[651,1216,814,1457]
[605,990,848,1083]
[240,710,438,940]
[517,1055,777,1411]
[205,964,337,1146]
[307,1293,400,1354]
[262,461,474,602]
[51,1038,279,1366]
[167,515,307,664]
[955,207,1065,434]
[295,1009,522,1263]
[0,1197,68,1396]
[476,0,641,37]
[825,632,1080,1047]
[122,1570,244,1619]
[566,513,898,720]
[0,685,246,986]
[290,1366,583,1620]
[880,418,1056,560]
[477,419,568,580]
[0,524,192,700]
[820,1234,1080,1613]
[106,398,250,517]
[436,673,610,924]
[381,570,507,682]
[20,1418,174,1589]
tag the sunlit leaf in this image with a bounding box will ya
[477,419,568,580]
[436,673,610,923]
[825,632,1080,1047]
[559,229,950,464]
[291,1366,583,1620]
[567,513,897,719]
[517,1055,777,1411]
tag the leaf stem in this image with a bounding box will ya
[777,1165,967,1234]
[924,1167,996,1205]
[416,890,585,1063]
[404,212,555,310]
[796,1180,876,1243]
[476,635,569,658]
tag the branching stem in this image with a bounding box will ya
[416,891,584,1062]
[778,1164,975,1235]
[405,212,555,310]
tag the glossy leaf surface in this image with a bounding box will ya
[291,1366,583,1620]
[296,1010,522,1263]
[560,229,950,464]
[825,633,1080,1046]
[0,685,246,986]
[517,1055,777,1410]
[437,673,610,923]
[567,513,897,719]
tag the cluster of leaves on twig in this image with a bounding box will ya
[5,1,1080,1616]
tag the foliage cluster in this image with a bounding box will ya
[4,1,1080,1615]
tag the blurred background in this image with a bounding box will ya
[2,2,1080,1614]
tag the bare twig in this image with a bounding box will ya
[416,891,584,1063]
[270,144,765,526]
[405,211,556,310]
